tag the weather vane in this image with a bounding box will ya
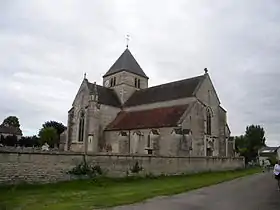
[125,34,130,48]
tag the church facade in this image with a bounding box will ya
[63,48,235,157]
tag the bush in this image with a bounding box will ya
[18,136,40,147]
[92,165,103,175]
[68,163,103,176]
[3,135,18,146]
[130,161,143,174]
[145,172,156,179]
[67,156,103,177]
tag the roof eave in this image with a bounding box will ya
[104,124,176,131]
[103,69,149,79]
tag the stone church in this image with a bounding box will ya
[63,48,235,157]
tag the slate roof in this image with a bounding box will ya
[124,75,205,107]
[87,82,121,107]
[0,125,22,136]
[105,104,189,131]
[103,49,148,79]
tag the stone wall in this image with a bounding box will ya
[0,151,244,185]
[103,71,148,90]
[181,101,206,156]
[69,102,120,152]
[104,127,177,156]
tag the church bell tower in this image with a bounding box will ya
[102,48,149,104]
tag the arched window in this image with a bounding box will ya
[78,111,85,142]
[206,108,212,135]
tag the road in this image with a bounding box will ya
[108,173,279,210]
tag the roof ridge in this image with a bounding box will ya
[123,104,189,113]
[138,74,205,92]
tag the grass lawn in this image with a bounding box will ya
[0,168,260,210]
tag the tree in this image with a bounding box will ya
[4,135,18,146]
[0,135,4,145]
[30,135,41,147]
[42,121,66,147]
[42,121,66,135]
[235,124,266,163]
[1,116,20,128]
[235,135,246,153]
[38,127,58,148]
[245,125,266,149]
[18,135,40,147]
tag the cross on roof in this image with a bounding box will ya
[125,34,130,48]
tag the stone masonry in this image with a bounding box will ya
[0,151,244,185]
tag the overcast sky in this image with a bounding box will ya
[0,0,279,146]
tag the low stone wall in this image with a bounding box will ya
[0,151,245,184]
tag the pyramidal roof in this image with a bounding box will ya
[103,48,148,79]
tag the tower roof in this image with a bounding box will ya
[103,49,148,79]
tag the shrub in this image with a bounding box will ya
[145,172,156,179]
[68,162,91,176]
[67,156,103,177]
[92,165,103,175]
[130,161,143,174]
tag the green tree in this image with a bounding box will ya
[42,121,66,147]
[2,116,20,128]
[0,135,5,145]
[235,135,246,153]
[235,125,266,163]
[30,135,41,147]
[4,135,18,146]
[245,125,266,149]
[18,135,40,147]
[38,127,58,148]
[42,121,66,135]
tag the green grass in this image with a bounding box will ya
[0,168,260,210]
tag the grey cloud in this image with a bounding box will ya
[0,0,280,145]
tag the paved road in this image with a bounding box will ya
[108,173,280,210]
